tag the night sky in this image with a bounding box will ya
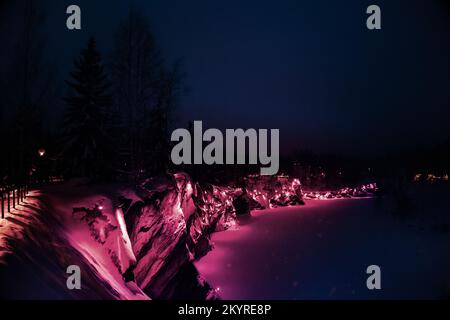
[2,0,450,156]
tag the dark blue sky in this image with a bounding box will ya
[4,0,450,155]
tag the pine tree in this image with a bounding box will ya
[63,37,113,179]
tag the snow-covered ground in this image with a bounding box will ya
[195,198,450,299]
[40,182,149,300]
[0,184,149,300]
[0,190,42,264]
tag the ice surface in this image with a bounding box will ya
[195,199,450,299]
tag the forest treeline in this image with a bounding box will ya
[1,1,449,186]
[0,1,181,183]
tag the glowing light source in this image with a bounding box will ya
[38,148,46,157]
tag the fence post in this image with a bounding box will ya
[7,189,10,213]
[12,187,15,209]
[1,192,4,219]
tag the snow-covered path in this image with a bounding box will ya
[195,199,450,299]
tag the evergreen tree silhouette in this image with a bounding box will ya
[63,37,113,179]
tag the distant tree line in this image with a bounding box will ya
[1,1,448,186]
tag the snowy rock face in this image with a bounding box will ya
[185,174,306,257]
[120,173,307,299]
[302,183,378,200]
[244,175,304,209]
[124,174,199,299]
[66,173,307,299]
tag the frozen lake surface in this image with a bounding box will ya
[195,199,450,299]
